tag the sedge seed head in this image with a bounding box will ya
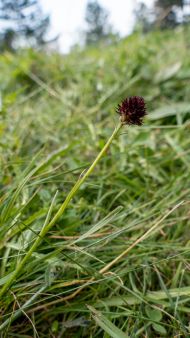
[116,96,147,125]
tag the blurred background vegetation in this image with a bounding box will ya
[0,0,190,51]
[0,0,190,337]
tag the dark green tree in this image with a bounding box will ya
[133,2,153,33]
[154,0,185,28]
[0,0,50,51]
[84,0,117,45]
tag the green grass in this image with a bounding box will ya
[0,27,190,337]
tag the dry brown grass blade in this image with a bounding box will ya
[28,201,183,313]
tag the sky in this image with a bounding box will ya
[40,0,154,53]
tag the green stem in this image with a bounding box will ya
[0,122,123,298]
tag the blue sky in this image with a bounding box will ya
[40,0,154,52]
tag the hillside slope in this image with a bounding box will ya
[0,28,190,337]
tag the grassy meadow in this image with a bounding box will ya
[0,27,190,337]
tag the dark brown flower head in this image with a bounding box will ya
[116,96,146,125]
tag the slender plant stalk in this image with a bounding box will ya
[25,200,183,313]
[0,122,123,298]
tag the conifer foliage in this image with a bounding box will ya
[0,0,50,50]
